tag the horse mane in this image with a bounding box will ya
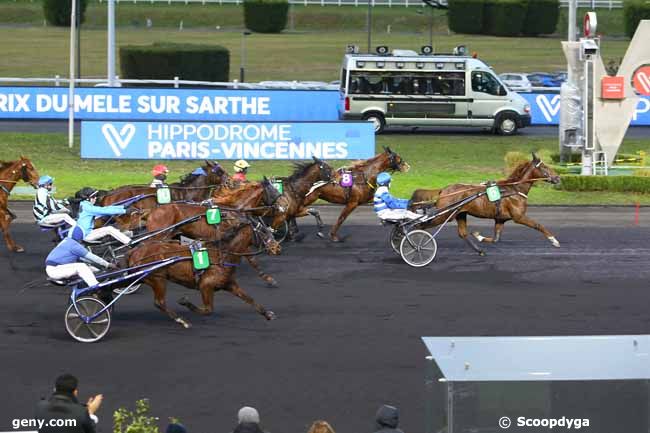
[505,160,534,182]
[287,160,317,182]
[178,173,201,186]
[0,160,16,170]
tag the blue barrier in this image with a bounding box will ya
[521,92,650,126]
[81,121,375,160]
[0,87,340,121]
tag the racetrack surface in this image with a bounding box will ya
[2,204,650,432]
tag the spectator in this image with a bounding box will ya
[35,374,103,433]
[233,406,267,433]
[373,405,404,433]
[166,423,188,433]
[307,420,335,433]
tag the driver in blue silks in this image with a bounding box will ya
[373,172,421,221]
[68,187,133,245]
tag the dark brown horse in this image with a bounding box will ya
[96,161,231,230]
[145,179,281,286]
[269,157,333,240]
[0,156,40,252]
[410,153,561,256]
[302,146,410,242]
[128,214,281,328]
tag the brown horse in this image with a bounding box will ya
[145,179,281,286]
[302,146,410,242]
[128,214,281,328]
[0,156,40,252]
[210,176,283,217]
[410,153,561,256]
[95,161,231,230]
[269,157,333,240]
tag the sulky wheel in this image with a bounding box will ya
[389,225,405,255]
[64,297,112,343]
[400,230,438,268]
[263,217,289,244]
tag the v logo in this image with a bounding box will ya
[536,94,561,122]
[102,124,135,157]
[637,71,650,94]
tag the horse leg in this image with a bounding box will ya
[472,221,505,244]
[511,214,560,247]
[286,217,305,242]
[149,277,191,328]
[0,209,22,253]
[178,282,215,315]
[245,255,278,288]
[307,208,326,238]
[456,213,485,256]
[329,202,357,243]
[226,279,276,320]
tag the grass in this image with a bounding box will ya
[0,26,630,81]
[3,131,650,205]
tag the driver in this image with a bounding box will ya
[68,187,133,245]
[373,172,421,221]
[33,175,77,228]
[232,160,250,182]
[150,164,169,187]
[46,237,117,287]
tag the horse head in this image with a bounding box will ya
[18,156,40,188]
[260,176,282,207]
[205,160,230,185]
[312,156,333,183]
[531,152,560,184]
[248,214,282,256]
[382,146,410,173]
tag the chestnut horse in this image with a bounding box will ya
[146,178,282,286]
[0,156,40,252]
[410,153,561,256]
[210,176,283,217]
[302,146,410,242]
[128,214,281,328]
[269,157,333,240]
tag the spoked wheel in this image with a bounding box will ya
[399,229,438,268]
[389,225,405,255]
[64,297,112,343]
[262,217,289,243]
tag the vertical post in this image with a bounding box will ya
[107,0,116,86]
[240,31,250,83]
[447,381,454,433]
[68,0,77,149]
[76,0,81,79]
[429,6,433,46]
[366,0,372,53]
[568,0,577,41]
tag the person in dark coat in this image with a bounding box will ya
[373,405,404,433]
[35,374,103,433]
[233,406,268,433]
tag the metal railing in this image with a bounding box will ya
[95,0,622,7]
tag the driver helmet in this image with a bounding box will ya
[377,172,392,186]
[38,175,54,187]
[152,164,169,177]
[77,187,99,201]
[234,160,250,173]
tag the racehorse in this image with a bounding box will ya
[93,161,231,230]
[0,156,40,252]
[210,176,283,217]
[410,153,561,256]
[269,157,333,240]
[145,178,282,286]
[128,213,281,328]
[302,146,410,242]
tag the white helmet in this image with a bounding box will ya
[234,159,250,173]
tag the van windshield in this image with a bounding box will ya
[349,71,465,96]
[471,71,501,95]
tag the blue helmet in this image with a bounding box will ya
[377,172,392,186]
[38,175,54,186]
[191,167,207,176]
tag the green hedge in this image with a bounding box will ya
[243,0,289,33]
[522,0,559,36]
[624,0,650,38]
[482,0,527,36]
[447,0,484,34]
[556,175,650,193]
[43,0,88,26]
[119,43,229,82]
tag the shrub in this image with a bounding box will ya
[482,0,526,36]
[555,175,650,193]
[243,0,289,33]
[522,0,559,36]
[119,43,229,82]
[447,0,484,34]
[43,0,88,26]
[624,0,650,38]
[113,399,161,433]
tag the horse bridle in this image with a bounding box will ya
[387,150,402,171]
[534,160,556,182]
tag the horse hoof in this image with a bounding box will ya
[177,297,190,307]
[329,235,343,243]
[316,232,327,239]
[266,279,279,288]
[175,317,192,329]
[548,236,561,248]
[478,251,487,257]
[265,311,277,320]
[289,233,305,242]
[472,232,485,242]
[13,246,25,253]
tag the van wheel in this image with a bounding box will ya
[363,112,386,134]
[495,114,518,136]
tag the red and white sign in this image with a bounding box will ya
[601,76,625,99]
[584,12,597,37]
[632,65,650,96]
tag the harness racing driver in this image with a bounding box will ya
[373,172,421,222]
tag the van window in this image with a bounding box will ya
[349,71,464,96]
[472,71,501,95]
[341,69,347,91]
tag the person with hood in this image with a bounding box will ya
[233,406,268,433]
[373,405,404,433]
[35,374,103,433]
